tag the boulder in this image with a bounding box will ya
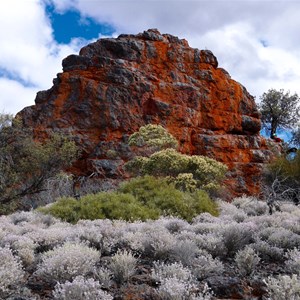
[17,29,275,197]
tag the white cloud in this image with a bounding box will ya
[0,78,38,114]
[0,0,85,114]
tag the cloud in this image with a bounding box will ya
[0,0,93,114]
[0,78,38,114]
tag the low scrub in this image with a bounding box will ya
[1,199,300,299]
[39,176,219,222]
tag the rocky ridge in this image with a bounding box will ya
[18,29,274,197]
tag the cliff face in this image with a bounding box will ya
[18,29,273,197]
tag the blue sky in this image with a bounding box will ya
[45,4,114,44]
[1,0,300,142]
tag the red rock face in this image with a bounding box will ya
[18,29,274,197]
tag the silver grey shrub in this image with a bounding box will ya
[194,232,226,258]
[53,276,113,300]
[141,226,177,260]
[151,261,213,300]
[109,249,137,284]
[264,274,300,300]
[218,201,248,223]
[0,247,25,297]
[151,261,194,283]
[171,239,200,266]
[258,226,300,250]
[221,223,254,257]
[91,266,112,289]
[159,216,189,233]
[285,248,300,275]
[251,239,284,262]
[232,196,268,216]
[35,242,100,282]
[192,251,224,280]
[235,246,260,276]
[156,277,197,300]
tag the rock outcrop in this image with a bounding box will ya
[18,29,274,197]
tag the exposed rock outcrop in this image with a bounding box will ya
[18,29,274,197]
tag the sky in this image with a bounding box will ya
[1,0,300,117]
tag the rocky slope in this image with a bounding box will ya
[18,29,274,197]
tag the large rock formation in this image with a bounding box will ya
[18,29,274,197]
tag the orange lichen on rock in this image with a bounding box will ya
[17,29,274,197]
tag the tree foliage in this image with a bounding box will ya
[259,89,300,138]
[291,126,300,147]
[128,124,178,156]
[125,147,227,192]
[0,113,78,214]
[126,125,227,193]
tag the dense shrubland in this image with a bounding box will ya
[0,197,299,299]
[1,121,300,299]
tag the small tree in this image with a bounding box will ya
[125,125,227,193]
[128,124,178,156]
[0,113,78,214]
[259,89,300,139]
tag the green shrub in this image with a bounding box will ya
[119,176,219,221]
[128,124,178,155]
[125,149,227,192]
[39,176,219,223]
[39,192,159,223]
[38,197,81,224]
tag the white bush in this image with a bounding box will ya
[258,227,300,250]
[0,247,24,296]
[157,277,195,300]
[194,232,226,258]
[218,201,248,222]
[251,239,284,262]
[235,246,260,276]
[151,261,193,283]
[36,242,100,281]
[152,262,213,300]
[53,276,113,300]
[232,196,268,216]
[92,266,112,289]
[157,216,189,233]
[285,248,300,275]
[264,274,300,300]
[135,225,177,260]
[221,223,254,256]
[171,239,200,266]
[109,249,137,284]
[192,251,224,279]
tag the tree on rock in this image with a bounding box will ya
[128,124,178,156]
[259,89,300,139]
